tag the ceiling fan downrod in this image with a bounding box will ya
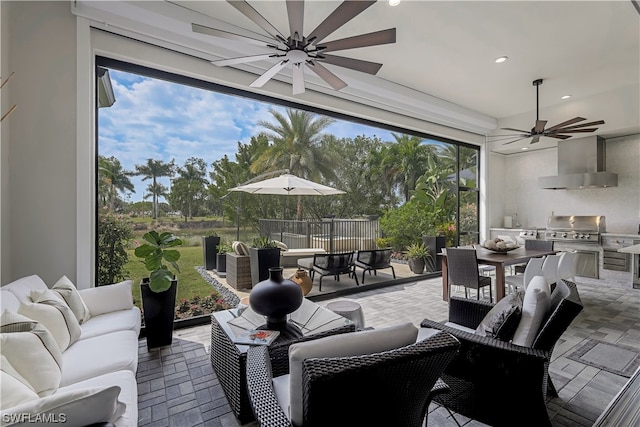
[533,78,543,128]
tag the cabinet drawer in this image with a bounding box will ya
[603,249,630,271]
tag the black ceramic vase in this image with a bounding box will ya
[249,267,303,329]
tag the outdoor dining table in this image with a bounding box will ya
[440,246,558,302]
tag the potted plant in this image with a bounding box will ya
[216,240,233,274]
[250,235,281,285]
[202,230,220,270]
[135,230,182,350]
[404,242,430,274]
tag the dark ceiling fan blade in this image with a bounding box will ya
[306,61,348,91]
[292,63,305,95]
[320,54,383,75]
[530,135,541,144]
[502,137,530,145]
[286,0,304,41]
[250,60,289,88]
[227,0,284,40]
[544,117,586,133]
[192,23,271,47]
[551,128,600,133]
[500,127,531,133]
[320,28,396,53]
[552,120,605,131]
[534,120,547,133]
[307,0,376,44]
[212,53,278,66]
[545,134,572,140]
[489,134,530,142]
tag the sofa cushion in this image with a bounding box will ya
[24,289,82,350]
[79,307,142,340]
[57,370,137,427]
[512,276,551,347]
[2,275,49,304]
[475,291,523,341]
[0,290,20,313]
[287,322,418,426]
[52,276,91,324]
[0,311,62,397]
[60,330,139,386]
[0,355,39,410]
[77,280,134,317]
[0,385,126,427]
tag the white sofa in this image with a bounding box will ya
[1,274,141,426]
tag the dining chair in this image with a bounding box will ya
[541,254,562,286]
[513,239,555,274]
[557,251,578,282]
[445,247,493,302]
[505,256,545,293]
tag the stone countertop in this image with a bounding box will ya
[617,244,640,254]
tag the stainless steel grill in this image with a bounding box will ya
[543,215,605,244]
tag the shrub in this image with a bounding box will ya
[97,209,134,286]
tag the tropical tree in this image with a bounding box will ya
[143,182,168,216]
[168,157,209,221]
[97,155,135,212]
[382,133,435,202]
[252,108,340,220]
[134,158,175,219]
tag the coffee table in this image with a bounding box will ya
[210,299,356,423]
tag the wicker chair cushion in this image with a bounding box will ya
[512,276,550,347]
[287,322,418,425]
[475,291,523,341]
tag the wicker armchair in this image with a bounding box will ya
[420,279,583,427]
[245,327,460,427]
[354,248,396,284]
[310,251,358,291]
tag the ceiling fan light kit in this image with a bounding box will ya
[490,78,605,146]
[194,0,396,95]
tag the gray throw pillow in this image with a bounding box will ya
[475,291,523,341]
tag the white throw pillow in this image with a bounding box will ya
[52,276,91,324]
[512,276,551,347]
[0,355,39,410]
[77,280,134,317]
[287,322,418,426]
[0,311,62,397]
[18,290,81,351]
[0,386,126,426]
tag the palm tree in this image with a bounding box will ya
[169,157,209,221]
[383,133,435,202]
[134,159,175,219]
[252,108,339,220]
[98,155,135,212]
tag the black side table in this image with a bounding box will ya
[210,299,355,423]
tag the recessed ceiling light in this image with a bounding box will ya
[521,147,529,150]
[495,56,508,63]
[388,0,401,6]
[561,95,572,99]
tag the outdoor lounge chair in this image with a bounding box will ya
[420,279,584,427]
[245,323,460,427]
[354,248,396,284]
[310,251,358,291]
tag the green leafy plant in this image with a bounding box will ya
[216,240,233,254]
[134,230,183,292]
[403,242,430,260]
[97,210,133,286]
[204,230,219,237]
[251,235,278,249]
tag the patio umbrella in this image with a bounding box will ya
[228,173,345,196]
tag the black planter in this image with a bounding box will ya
[216,253,227,273]
[203,236,220,270]
[408,258,425,274]
[250,247,281,285]
[140,278,177,350]
[423,236,446,272]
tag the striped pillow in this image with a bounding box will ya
[18,290,82,351]
[0,354,39,410]
[0,310,62,397]
[52,276,90,324]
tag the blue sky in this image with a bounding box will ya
[98,69,396,202]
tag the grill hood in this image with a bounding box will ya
[538,135,618,189]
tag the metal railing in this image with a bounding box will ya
[260,218,381,253]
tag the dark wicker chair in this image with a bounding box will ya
[420,279,584,427]
[353,248,396,284]
[310,251,358,291]
[245,330,460,427]
[446,247,493,302]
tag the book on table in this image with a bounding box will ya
[231,329,280,346]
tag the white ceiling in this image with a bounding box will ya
[73,1,640,154]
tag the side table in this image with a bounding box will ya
[210,299,356,423]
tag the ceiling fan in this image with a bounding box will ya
[191,0,395,95]
[492,78,605,145]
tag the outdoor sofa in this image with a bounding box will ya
[1,274,141,426]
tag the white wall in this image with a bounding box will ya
[488,134,640,233]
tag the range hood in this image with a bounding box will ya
[539,136,618,189]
